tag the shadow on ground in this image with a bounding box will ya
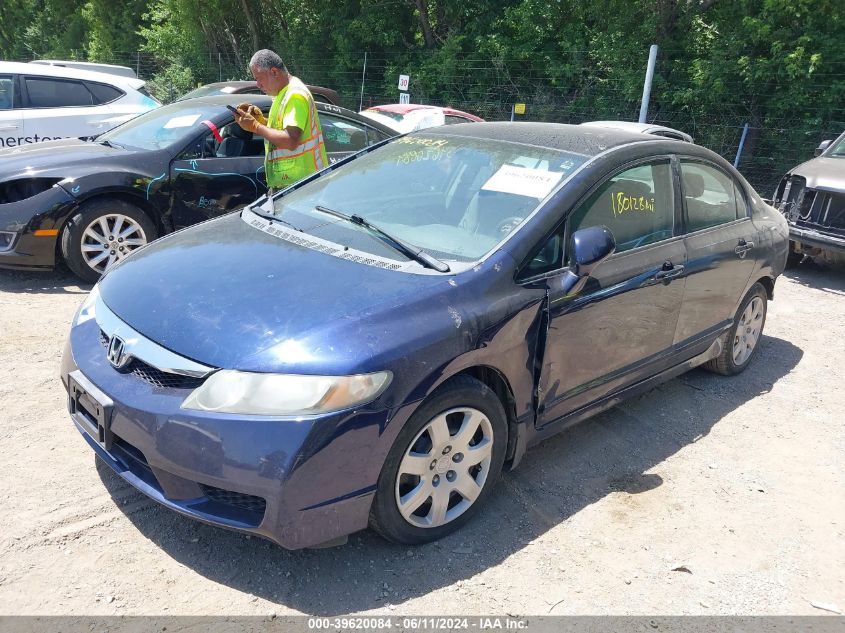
[95,333,802,615]
[784,259,845,295]
[0,269,90,295]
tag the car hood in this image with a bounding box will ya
[789,156,845,192]
[0,138,131,180]
[97,211,491,374]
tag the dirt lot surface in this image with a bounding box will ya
[0,264,843,617]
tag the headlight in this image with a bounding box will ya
[73,284,100,326]
[0,231,16,252]
[181,370,393,416]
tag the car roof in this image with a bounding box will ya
[29,60,137,79]
[580,120,693,142]
[366,103,482,120]
[368,103,435,114]
[422,121,664,156]
[184,81,342,105]
[175,95,396,135]
[0,60,143,88]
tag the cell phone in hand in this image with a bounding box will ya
[226,104,239,115]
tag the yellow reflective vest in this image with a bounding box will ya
[265,77,328,188]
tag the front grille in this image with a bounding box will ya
[100,330,205,389]
[199,484,267,514]
[130,362,205,389]
[780,176,845,237]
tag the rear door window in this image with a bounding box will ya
[680,161,743,231]
[25,77,94,108]
[569,160,675,254]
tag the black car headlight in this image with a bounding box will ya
[0,231,16,252]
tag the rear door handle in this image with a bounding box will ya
[735,239,754,257]
[0,124,20,131]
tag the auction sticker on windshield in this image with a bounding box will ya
[163,114,202,129]
[482,164,564,199]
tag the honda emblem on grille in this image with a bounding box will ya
[107,335,131,370]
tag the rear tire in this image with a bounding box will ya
[61,198,156,283]
[370,375,507,545]
[703,282,767,376]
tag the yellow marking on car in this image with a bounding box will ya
[34,229,59,237]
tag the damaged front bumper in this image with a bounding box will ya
[0,181,76,270]
[775,175,845,261]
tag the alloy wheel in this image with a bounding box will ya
[395,406,494,529]
[80,213,148,274]
[732,296,764,365]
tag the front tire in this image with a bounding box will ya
[61,198,156,283]
[370,375,507,545]
[704,282,768,376]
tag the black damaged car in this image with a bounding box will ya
[0,95,395,281]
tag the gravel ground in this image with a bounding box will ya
[0,263,842,617]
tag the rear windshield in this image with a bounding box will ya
[363,109,404,122]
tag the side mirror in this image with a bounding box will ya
[814,140,832,157]
[560,225,616,295]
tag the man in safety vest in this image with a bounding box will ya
[233,49,328,193]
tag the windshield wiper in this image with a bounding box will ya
[314,205,450,272]
[99,139,123,149]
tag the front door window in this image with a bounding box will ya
[569,160,675,253]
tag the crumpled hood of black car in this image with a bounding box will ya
[0,138,129,180]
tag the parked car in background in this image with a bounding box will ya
[0,61,158,149]
[62,122,787,550]
[580,120,694,143]
[360,104,484,133]
[28,59,138,79]
[773,131,845,265]
[178,81,342,106]
[0,97,395,281]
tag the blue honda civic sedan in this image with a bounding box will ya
[61,123,788,549]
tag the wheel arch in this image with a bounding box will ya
[439,365,520,466]
[54,190,166,265]
[755,275,775,301]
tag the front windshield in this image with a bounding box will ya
[98,101,223,151]
[265,133,587,263]
[827,133,845,157]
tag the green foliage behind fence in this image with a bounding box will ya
[2,0,843,195]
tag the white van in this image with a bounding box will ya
[0,61,159,148]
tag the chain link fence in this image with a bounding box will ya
[16,49,845,197]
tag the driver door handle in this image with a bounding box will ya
[735,239,754,257]
[654,264,685,281]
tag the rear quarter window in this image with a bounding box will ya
[85,82,124,105]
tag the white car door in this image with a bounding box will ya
[0,74,24,149]
[21,75,115,142]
